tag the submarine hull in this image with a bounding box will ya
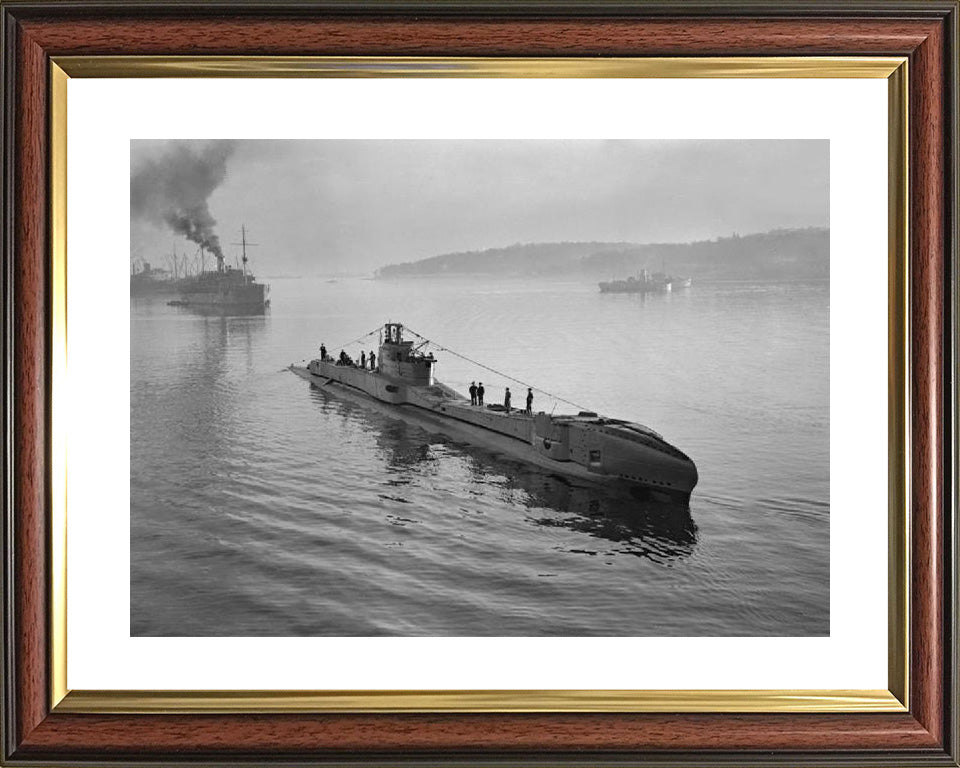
[289,362,697,503]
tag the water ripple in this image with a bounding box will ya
[131,277,829,636]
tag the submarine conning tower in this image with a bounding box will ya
[379,323,436,385]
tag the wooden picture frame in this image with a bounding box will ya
[2,1,957,764]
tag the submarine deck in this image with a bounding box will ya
[301,362,539,445]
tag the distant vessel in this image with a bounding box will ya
[130,260,177,296]
[176,226,269,309]
[599,269,692,294]
[290,323,698,502]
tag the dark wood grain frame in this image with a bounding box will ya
[1,1,957,765]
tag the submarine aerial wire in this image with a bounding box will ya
[293,327,382,365]
[330,325,383,353]
[326,322,594,413]
[293,327,381,366]
[402,325,594,414]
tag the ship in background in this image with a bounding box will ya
[175,226,270,309]
[130,259,178,296]
[599,268,692,294]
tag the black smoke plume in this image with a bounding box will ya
[130,140,237,261]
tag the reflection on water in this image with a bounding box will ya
[314,386,697,565]
[131,277,829,637]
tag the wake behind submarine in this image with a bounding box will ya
[289,322,698,503]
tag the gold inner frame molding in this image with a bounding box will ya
[48,55,909,714]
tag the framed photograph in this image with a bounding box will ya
[2,1,957,765]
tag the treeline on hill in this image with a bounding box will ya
[374,228,829,281]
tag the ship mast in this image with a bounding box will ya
[231,225,258,278]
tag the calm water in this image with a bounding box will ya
[131,277,829,636]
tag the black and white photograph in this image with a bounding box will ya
[130,138,829,638]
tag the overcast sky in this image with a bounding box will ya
[130,139,829,276]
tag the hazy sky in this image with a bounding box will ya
[130,139,829,276]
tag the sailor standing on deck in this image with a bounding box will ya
[369,351,376,371]
[526,388,534,414]
[361,351,366,370]
[320,343,327,361]
[469,381,477,405]
[477,382,485,406]
[504,387,512,413]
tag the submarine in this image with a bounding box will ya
[289,323,698,503]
